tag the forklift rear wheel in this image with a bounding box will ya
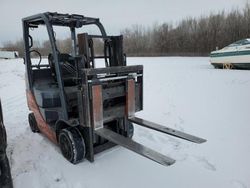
[59,127,86,164]
[28,113,40,133]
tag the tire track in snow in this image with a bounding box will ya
[194,156,216,171]
[231,180,247,188]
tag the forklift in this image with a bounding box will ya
[23,12,206,166]
[0,99,13,188]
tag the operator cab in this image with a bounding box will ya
[23,12,126,126]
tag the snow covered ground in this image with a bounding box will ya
[0,57,250,188]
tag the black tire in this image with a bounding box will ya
[0,155,13,188]
[59,127,86,164]
[0,100,13,188]
[28,113,40,133]
[0,124,7,151]
[0,99,3,123]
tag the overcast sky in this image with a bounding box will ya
[0,0,246,46]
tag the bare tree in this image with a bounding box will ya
[3,4,250,57]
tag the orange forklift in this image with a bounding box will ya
[23,12,206,166]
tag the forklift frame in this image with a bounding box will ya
[23,12,206,166]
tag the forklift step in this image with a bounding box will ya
[95,128,175,166]
[129,117,206,144]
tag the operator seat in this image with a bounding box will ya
[48,53,77,86]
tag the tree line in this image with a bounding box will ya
[2,4,250,57]
[122,4,250,56]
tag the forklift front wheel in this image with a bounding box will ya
[28,113,40,133]
[59,127,86,164]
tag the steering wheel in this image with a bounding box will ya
[29,50,42,69]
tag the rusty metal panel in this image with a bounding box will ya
[126,79,135,118]
[91,85,103,130]
[27,91,57,144]
[78,33,91,68]
[78,33,88,55]
[78,73,91,128]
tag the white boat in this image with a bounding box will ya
[210,39,250,69]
